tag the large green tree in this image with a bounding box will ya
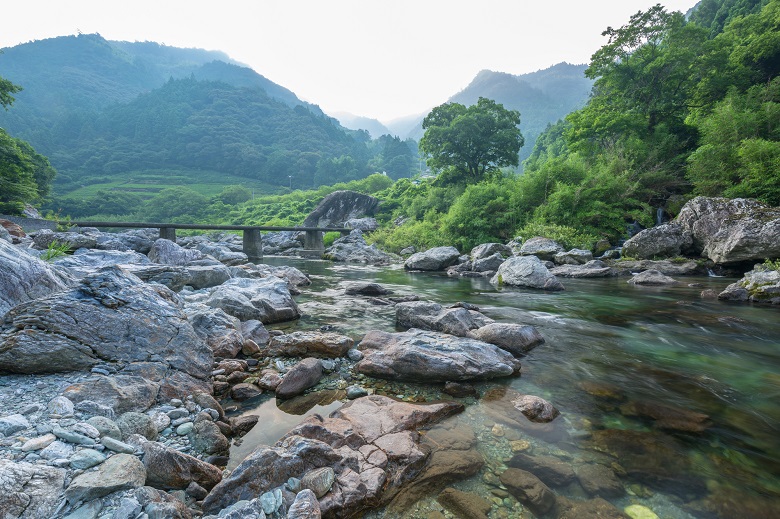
[419,97,523,182]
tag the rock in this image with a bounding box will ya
[204,276,300,324]
[512,394,560,423]
[230,415,259,437]
[491,255,564,290]
[287,488,321,518]
[48,396,75,416]
[481,388,567,441]
[0,225,11,243]
[627,269,678,285]
[719,264,780,304]
[557,497,630,519]
[508,452,576,487]
[499,468,556,515]
[0,459,66,518]
[676,196,780,264]
[263,331,354,358]
[404,246,461,271]
[324,229,397,264]
[471,252,505,273]
[0,239,73,318]
[301,466,335,498]
[231,383,262,401]
[470,323,544,357]
[518,237,564,260]
[186,304,244,359]
[65,453,146,503]
[241,319,271,346]
[620,400,712,432]
[610,259,702,276]
[577,463,625,498]
[0,414,30,436]
[470,243,512,261]
[345,217,378,231]
[344,282,391,296]
[100,436,136,454]
[194,241,248,266]
[621,223,694,259]
[116,412,159,441]
[0,219,25,238]
[135,485,193,518]
[147,238,208,265]
[70,448,106,469]
[554,248,594,265]
[395,301,488,337]
[0,266,213,404]
[118,264,193,291]
[40,439,74,460]
[189,415,230,455]
[356,329,521,382]
[624,504,659,519]
[86,416,121,439]
[21,433,56,452]
[437,488,492,519]
[257,370,283,391]
[63,375,159,415]
[346,385,369,399]
[304,190,379,227]
[142,441,222,490]
[275,358,324,399]
[442,382,478,398]
[32,229,97,251]
[550,260,615,278]
[53,249,151,279]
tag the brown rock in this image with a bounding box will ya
[620,400,711,432]
[230,383,262,401]
[142,441,222,490]
[576,463,625,498]
[508,453,575,487]
[230,415,259,437]
[512,394,560,423]
[263,331,353,358]
[437,487,491,519]
[499,467,556,515]
[275,358,323,399]
[556,497,630,519]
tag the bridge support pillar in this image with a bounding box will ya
[243,228,263,259]
[159,227,176,242]
[304,230,324,251]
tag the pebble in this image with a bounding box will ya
[176,422,194,436]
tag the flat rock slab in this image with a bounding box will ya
[263,331,353,358]
[627,269,678,286]
[65,453,146,503]
[356,329,521,382]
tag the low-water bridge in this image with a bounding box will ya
[70,221,351,258]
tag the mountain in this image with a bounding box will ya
[330,112,392,139]
[0,33,388,207]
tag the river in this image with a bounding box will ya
[229,258,780,519]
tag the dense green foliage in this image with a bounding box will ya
[419,97,523,183]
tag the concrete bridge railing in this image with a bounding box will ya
[69,221,351,258]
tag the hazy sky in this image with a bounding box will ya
[1,0,700,122]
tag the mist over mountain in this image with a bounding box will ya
[330,112,391,139]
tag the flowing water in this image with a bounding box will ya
[228,258,780,518]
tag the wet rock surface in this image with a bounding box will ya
[491,255,565,290]
[404,246,461,271]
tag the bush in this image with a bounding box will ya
[367,220,448,254]
[323,231,341,248]
[515,221,599,250]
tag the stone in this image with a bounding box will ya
[395,301,489,337]
[204,276,300,324]
[260,489,284,514]
[70,448,106,469]
[0,414,30,436]
[230,415,259,437]
[0,459,66,518]
[142,441,223,490]
[189,415,230,455]
[32,229,97,251]
[275,358,324,399]
[404,246,461,271]
[53,248,151,278]
[470,243,512,261]
[518,237,564,260]
[147,238,208,265]
[437,488,492,519]
[116,412,159,441]
[719,264,780,304]
[21,433,56,452]
[287,488,321,518]
[100,436,137,454]
[65,453,146,503]
[231,383,263,401]
[512,394,560,423]
[442,381,478,398]
[52,426,96,445]
[557,497,630,519]
[621,223,694,260]
[40,440,74,460]
[194,241,248,266]
[620,400,712,432]
[240,319,271,347]
[345,217,378,231]
[263,331,354,358]
[303,190,380,228]
[48,395,75,416]
[0,239,73,318]
[356,329,521,382]
[346,385,368,399]
[257,370,283,391]
[86,416,122,440]
[554,248,594,265]
[499,468,556,515]
[186,304,244,359]
[301,466,335,498]
[508,452,576,487]
[324,230,397,264]
[344,282,391,296]
[627,269,678,286]
[610,259,701,276]
[470,323,545,357]
[577,463,625,498]
[135,485,194,518]
[491,255,565,291]
[549,260,615,278]
[624,504,659,519]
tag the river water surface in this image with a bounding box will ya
[229,258,780,519]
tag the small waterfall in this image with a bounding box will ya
[707,268,724,278]
[656,207,665,226]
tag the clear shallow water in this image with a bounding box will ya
[230,257,780,518]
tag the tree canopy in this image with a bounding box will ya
[419,97,523,182]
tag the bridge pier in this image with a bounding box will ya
[243,228,263,258]
[304,230,324,251]
[159,227,176,241]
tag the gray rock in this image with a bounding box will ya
[470,323,545,357]
[719,264,780,304]
[204,277,300,324]
[301,466,335,498]
[470,243,512,261]
[404,246,461,271]
[287,489,321,518]
[185,264,234,289]
[116,412,159,441]
[32,229,97,251]
[263,331,353,359]
[54,248,151,278]
[518,237,564,261]
[344,282,390,296]
[610,259,702,276]
[472,253,505,273]
[303,190,379,228]
[135,485,194,518]
[512,394,560,423]
[142,441,222,490]
[70,448,106,469]
[52,426,96,445]
[100,436,136,454]
[64,376,159,416]
[275,358,324,399]
[0,413,30,436]
[554,248,594,265]
[186,303,244,359]
[189,415,230,455]
[576,463,625,498]
[0,459,66,518]
[549,260,615,278]
[120,264,193,291]
[347,349,363,362]
[345,217,378,231]
[259,488,284,514]
[48,396,75,416]
[324,230,397,264]
[231,383,262,401]
[627,269,679,286]
[356,329,521,382]
[621,223,694,260]
[499,468,556,515]
[346,385,368,399]
[240,319,271,347]
[111,497,142,519]
[63,498,103,519]
[148,238,208,265]
[0,239,73,318]
[65,454,146,503]
[491,256,565,291]
[40,440,75,460]
[395,301,488,337]
[195,242,248,266]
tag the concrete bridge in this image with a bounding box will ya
[70,221,351,258]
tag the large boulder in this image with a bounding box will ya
[718,264,780,304]
[185,304,244,359]
[0,266,213,406]
[142,441,223,491]
[404,246,461,271]
[676,196,780,264]
[65,453,147,503]
[148,238,216,266]
[193,242,248,266]
[554,249,594,265]
[0,239,73,318]
[627,269,678,286]
[324,230,397,264]
[518,237,564,260]
[0,459,66,518]
[32,228,97,251]
[204,277,300,324]
[491,255,564,291]
[356,329,521,382]
[275,358,324,399]
[549,260,615,278]
[53,248,151,279]
[470,243,512,261]
[202,395,463,517]
[470,323,545,357]
[621,223,694,259]
[303,190,380,228]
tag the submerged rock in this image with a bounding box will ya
[499,468,556,515]
[437,488,491,519]
[491,255,564,291]
[550,260,615,278]
[356,329,521,382]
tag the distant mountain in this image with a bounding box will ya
[330,112,392,138]
[384,112,429,141]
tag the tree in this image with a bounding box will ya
[0,67,22,110]
[419,97,523,182]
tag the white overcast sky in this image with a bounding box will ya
[1,0,699,122]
